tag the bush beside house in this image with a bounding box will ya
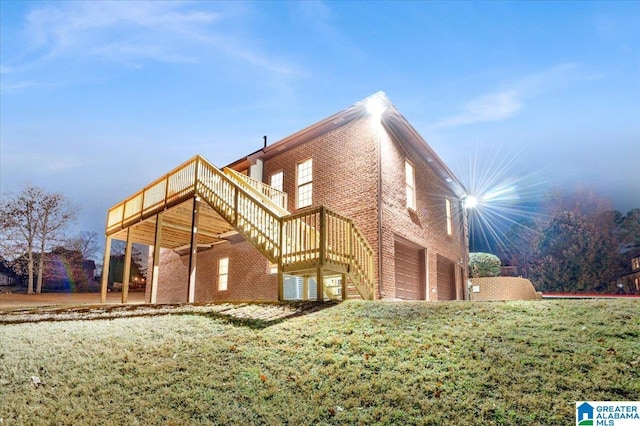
[469,252,501,278]
[468,252,541,300]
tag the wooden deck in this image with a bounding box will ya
[102,156,375,303]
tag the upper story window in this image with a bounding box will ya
[270,171,283,192]
[405,160,416,210]
[297,159,313,208]
[218,257,229,291]
[445,198,453,236]
[632,257,640,271]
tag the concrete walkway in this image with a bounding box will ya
[0,292,146,310]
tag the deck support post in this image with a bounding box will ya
[341,273,347,301]
[122,228,133,304]
[316,267,324,301]
[303,276,309,301]
[187,197,200,303]
[100,235,112,303]
[317,207,326,302]
[277,217,284,302]
[277,270,284,301]
[149,213,164,304]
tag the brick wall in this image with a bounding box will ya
[152,112,467,302]
[263,115,381,290]
[155,248,189,304]
[469,277,540,301]
[154,241,279,303]
[378,122,467,300]
[201,241,278,302]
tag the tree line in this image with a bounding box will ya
[0,184,145,294]
[498,191,640,293]
[2,184,638,295]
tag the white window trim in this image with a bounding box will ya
[445,198,453,236]
[296,159,313,209]
[270,171,284,192]
[218,257,229,291]
[405,160,416,210]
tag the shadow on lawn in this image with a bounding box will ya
[0,301,340,328]
[183,301,339,330]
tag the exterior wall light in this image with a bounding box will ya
[366,96,387,120]
[463,195,479,209]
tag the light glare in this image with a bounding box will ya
[366,97,387,118]
[464,195,479,209]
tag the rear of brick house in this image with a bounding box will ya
[102,92,470,303]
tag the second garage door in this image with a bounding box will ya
[436,255,457,300]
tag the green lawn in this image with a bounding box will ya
[1,300,638,425]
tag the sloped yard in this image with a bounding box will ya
[1,300,638,425]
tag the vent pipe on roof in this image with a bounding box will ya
[263,135,267,148]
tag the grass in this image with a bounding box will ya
[1,300,639,425]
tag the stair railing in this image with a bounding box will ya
[106,155,375,299]
[223,168,288,212]
[196,157,281,263]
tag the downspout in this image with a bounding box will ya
[462,199,470,300]
[376,121,383,300]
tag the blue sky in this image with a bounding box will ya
[1,1,639,239]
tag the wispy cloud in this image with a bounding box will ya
[432,90,523,128]
[5,2,299,79]
[22,2,219,63]
[432,63,587,129]
[0,80,50,93]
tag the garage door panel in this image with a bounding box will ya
[436,255,456,300]
[394,241,424,300]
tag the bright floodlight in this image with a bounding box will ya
[366,96,387,119]
[464,195,479,209]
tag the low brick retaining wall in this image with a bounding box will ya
[469,277,541,301]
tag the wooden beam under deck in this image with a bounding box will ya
[108,199,234,250]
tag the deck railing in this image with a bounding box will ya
[106,155,375,299]
[282,206,375,299]
[224,168,288,211]
[282,208,320,268]
[106,156,203,234]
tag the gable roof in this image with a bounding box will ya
[380,95,467,198]
[227,92,468,199]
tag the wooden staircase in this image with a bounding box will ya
[106,155,375,300]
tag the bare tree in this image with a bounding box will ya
[0,186,40,294]
[35,192,76,293]
[67,231,100,261]
[0,185,76,294]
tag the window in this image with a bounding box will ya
[632,257,640,271]
[297,159,313,208]
[218,257,229,291]
[270,171,283,192]
[405,160,416,210]
[445,198,453,236]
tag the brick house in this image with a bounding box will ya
[620,249,640,294]
[100,92,470,303]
